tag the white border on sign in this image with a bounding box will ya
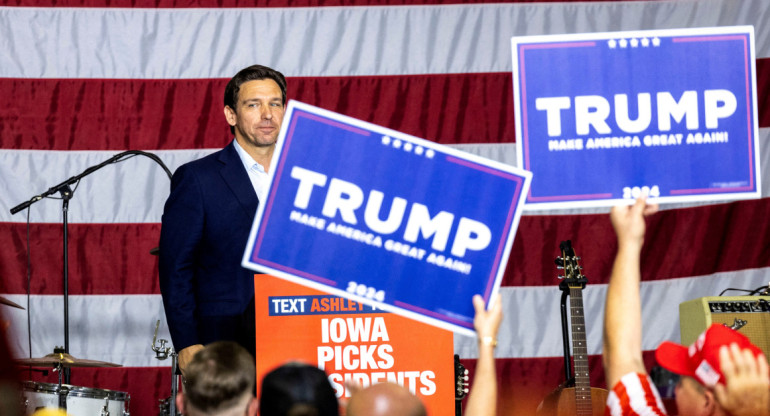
[511,26,760,210]
[242,100,532,336]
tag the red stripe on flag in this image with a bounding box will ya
[1,223,161,295]
[3,60,770,151]
[506,198,770,287]
[0,74,515,150]
[2,197,768,295]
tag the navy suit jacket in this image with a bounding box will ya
[159,141,258,355]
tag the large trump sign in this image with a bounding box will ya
[512,26,761,209]
[243,101,531,335]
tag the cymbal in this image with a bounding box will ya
[0,296,24,310]
[17,352,122,368]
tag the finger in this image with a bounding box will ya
[610,204,625,217]
[610,201,633,220]
[757,353,769,378]
[729,343,756,375]
[630,196,648,215]
[473,294,485,315]
[739,345,758,375]
[643,203,659,216]
[720,345,737,377]
[344,379,364,395]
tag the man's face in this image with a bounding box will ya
[675,376,710,415]
[225,78,285,149]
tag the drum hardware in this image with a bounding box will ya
[17,346,124,412]
[16,347,123,368]
[21,381,130,415]
[152,320,181,416]
[101,397,110,416]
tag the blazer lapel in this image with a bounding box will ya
[218,141,259,216]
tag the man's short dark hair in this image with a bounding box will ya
[259,362,339,416]
[224,64,287,110]
[184,341,256,415]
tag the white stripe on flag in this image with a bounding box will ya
[3,128,768,224]
[0,0,768,79]
[3,294,172,368]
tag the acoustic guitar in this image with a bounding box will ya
[537,241,608,416]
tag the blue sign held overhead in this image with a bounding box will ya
[512,26,761,209]
[243,101,531,336]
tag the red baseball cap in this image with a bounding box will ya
[655,323,764,388]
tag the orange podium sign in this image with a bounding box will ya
[254,274,455,414]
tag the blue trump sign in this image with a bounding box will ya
[243,101,531,335]
[512,26,761,209]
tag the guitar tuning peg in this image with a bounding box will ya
[556,266,564,270]
[557,275,565,280]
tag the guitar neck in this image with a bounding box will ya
[569,286,593,416]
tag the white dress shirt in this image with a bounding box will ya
[232,138,270,203]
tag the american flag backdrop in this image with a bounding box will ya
[1,0,769,414]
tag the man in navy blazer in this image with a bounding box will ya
[159,65,287,374]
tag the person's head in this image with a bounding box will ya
[655,324,765,415]
[176,341,257,416]
[223,65,287,148]
[259,362,339,416]
[347,383,426,416]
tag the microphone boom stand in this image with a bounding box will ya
[10,151,172,385]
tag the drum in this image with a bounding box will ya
[21,381,130,416]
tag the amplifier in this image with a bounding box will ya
[679,296,770,362]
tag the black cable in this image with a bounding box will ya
[719,287,762,296]
[749,285,770,296]
[111,150,173,180]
